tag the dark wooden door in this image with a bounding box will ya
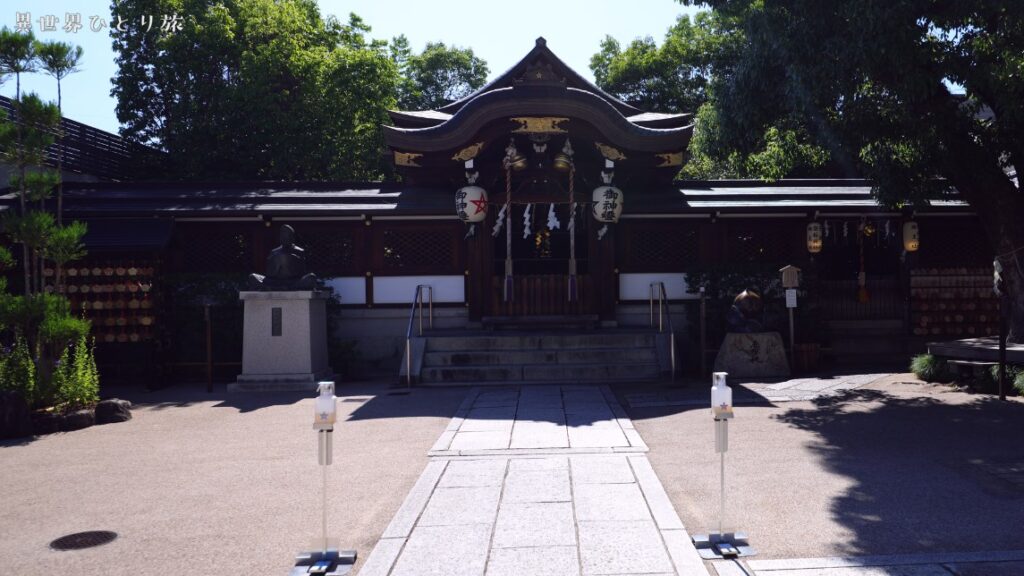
[483,204,607,318]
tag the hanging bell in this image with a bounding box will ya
[508,152,528,171]
[553,153,572,172]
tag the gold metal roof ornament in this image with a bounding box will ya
[511,117,569,134]
[595,142,627,161]
[394,151,423,167]
[452,142,486,162]
[655,151,684,167]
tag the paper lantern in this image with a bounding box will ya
[903,221,919,252]
[806,222,823,253]
[592,186,623,223]
[455,186,488,222]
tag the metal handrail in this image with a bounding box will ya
[649,282,677,382]
[404,285,433,387]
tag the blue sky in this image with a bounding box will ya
[0,0,700,134]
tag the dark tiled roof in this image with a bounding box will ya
[0,179,971,220]
[81,218,174,250]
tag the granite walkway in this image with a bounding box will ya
[358,386,709,576]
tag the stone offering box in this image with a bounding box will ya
[232,290,332,392]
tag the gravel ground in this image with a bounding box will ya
[620,374,1024,560]
[0,381,465,576]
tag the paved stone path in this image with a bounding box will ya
[359,386,709,576]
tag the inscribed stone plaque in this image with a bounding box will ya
[271,307,282,336]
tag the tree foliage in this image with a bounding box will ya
[0,29,95,406]
[393,38,488,110]
[590,12,735,114]
[112,0,399,180]
[680,0,1024,339]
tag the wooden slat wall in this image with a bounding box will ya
[489,274,596,316]
[0,96,162,181]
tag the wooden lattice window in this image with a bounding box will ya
[632,226,698,270]
[180,228,252,273]
[300,229,357,275]
[917,221,992,267]
[728,224,792,264]
[380,228,456,271]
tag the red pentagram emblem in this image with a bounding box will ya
[470,197,487,214]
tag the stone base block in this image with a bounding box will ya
[713,331,791,379]
[230,371,334,393]
[236,290,331,392]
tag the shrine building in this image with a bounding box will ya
[1,39,996,382]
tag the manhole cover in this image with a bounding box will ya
[50,531,118,551]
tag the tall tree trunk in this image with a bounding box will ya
[56,79,63,226]
[15,73,31,296]
[941,131,1024,343]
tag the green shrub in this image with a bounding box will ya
[54,334,99,410]
[910,354,951,382]
[988,364,1024,396]
[0,335,37,404]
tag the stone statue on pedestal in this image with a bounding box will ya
[715,288,790,378]
[248,225,319,290]
[726,289,765,333]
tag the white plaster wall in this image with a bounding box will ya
[372,275,465,304]
[324,276,366,305]
[618,273,697,301]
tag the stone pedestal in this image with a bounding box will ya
[233,290,332,392]
[713,331,791,379]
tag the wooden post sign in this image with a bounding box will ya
[780,265,801,368]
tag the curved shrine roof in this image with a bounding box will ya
[383,38,693,156]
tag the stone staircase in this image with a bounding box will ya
[827,319,912,368]
[415,330,664,386]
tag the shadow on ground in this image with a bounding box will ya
[775,388,1024,556]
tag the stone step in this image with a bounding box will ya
[422,348,658,367]
[828,319,906,336]
[832,353,911,368]
[419,362,660,384]
[425,333,656,352]
[829,338,908,355]
[523,362,659,382]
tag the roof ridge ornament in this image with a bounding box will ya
[515,60,566,87]
[511,117,569,134]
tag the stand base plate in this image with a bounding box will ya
[291,548,357,576]
[691,532,756,559]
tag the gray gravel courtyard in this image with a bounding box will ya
[0,381,465,576]
[2,373,1023,576]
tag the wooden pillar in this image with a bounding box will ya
[468,218,492,321]
[592,221,617,321]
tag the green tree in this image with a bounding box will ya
[36,40,83,226]
[590,12,734,114]
[112,0,399,180]
[43,220,87,293]
[396,41,488,110]
[0,27,39,292]
[682,0,1024,340]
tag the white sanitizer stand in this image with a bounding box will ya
[291,382,357,575]
[693,372,756,559]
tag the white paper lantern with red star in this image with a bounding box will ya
[456,185,488,223]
